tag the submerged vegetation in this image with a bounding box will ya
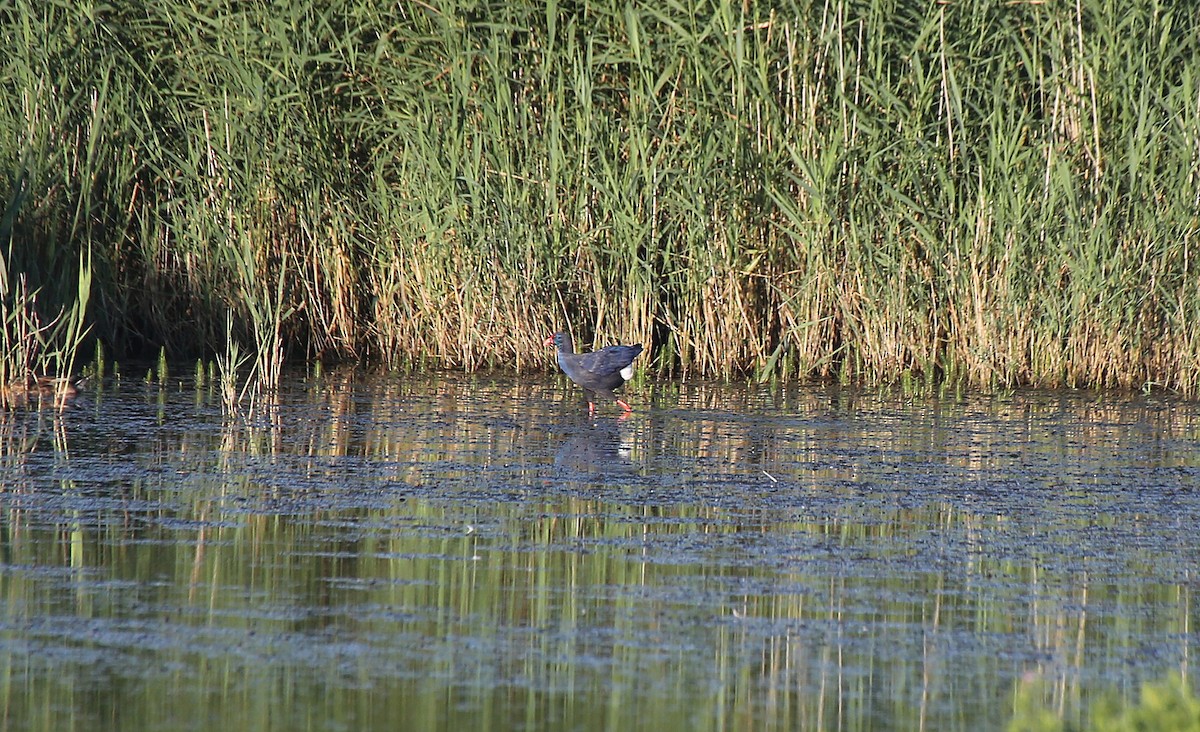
[2,0,1198,392]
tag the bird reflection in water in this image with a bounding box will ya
[553,418,636,475]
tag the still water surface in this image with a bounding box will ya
[1,373,1198,730]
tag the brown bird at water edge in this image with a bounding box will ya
[0,375,80,407]
[545,332,643,416]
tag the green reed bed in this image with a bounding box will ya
[2,0,1197,392]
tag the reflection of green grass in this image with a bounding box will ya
[1010,674,1200,732]
[2,380,1199,730]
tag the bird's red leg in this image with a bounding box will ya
[588,401,596,417]
[616,399,633,413]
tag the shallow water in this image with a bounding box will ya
[1,372,1198,731]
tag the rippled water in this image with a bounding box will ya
[1,372,1197,730]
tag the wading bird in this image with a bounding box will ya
[545,332,643,416]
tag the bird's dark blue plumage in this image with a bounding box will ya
[546,332,643,414]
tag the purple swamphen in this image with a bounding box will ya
[545,332,643,415]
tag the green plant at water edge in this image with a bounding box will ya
[1009,674,1200,732]
[226,240,295,394]
[0,251,91,401]
[216,314,252,413]
[83,338,106,381]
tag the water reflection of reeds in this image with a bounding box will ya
[0,377,1197,730]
